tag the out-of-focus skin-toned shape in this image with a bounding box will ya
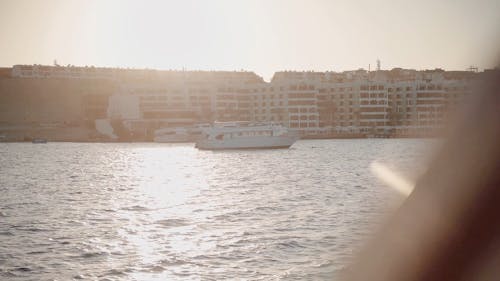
[343,66,500,281]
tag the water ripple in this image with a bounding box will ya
[0,140,431,280]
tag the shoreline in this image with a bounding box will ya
[0,135,440,144]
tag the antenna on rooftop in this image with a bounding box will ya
[368,64,371,82]
[467,65,478,73]
[377,59,381,71]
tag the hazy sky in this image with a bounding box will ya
[1,0,499,80]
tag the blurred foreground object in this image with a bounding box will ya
[344,68,500,281]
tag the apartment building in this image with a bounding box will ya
[9,64,476,138]
[12,64,118,79]
[267,81,320,134]
[104,70,265,136]
[272,69,473,136]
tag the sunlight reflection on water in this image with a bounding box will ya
[0,139,433,280]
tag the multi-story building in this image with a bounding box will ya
[270,68,474,136]
[269,74,321,134]
[9,64,479,138]
[103,70,266,137]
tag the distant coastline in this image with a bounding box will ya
[1,64,496,143]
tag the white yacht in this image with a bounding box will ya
[154,124,210,143]
[195,122,298,150]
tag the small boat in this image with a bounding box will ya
[154,124,210,143]
[32,138,47,144]
[195,122,298,150]
[154,127,192,143]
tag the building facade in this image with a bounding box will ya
[11,65,476,138]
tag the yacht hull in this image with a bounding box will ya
[195,136,297,150]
